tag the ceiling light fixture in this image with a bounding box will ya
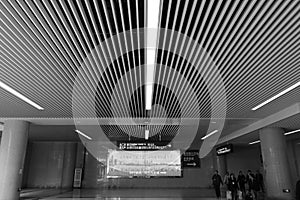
[75,129,92,140]
[145,129,149,140]
[0,81,44,110]
[145,0,160,111]
[252,81,300,111]
[201,130,218,140]
[249,140,260,145]
[284,129,300,136]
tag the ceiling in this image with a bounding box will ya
[0,0,299,143]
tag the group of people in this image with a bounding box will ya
[212,170,264,200]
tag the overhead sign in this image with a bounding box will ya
[117,141,172,150]
[216,144,233,156]
[182,150,200,168]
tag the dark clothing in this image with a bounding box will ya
[255,172,264,192]
[212,174,223,198]
[296,180,300,200]
[246,173,256,190]
[229,177,238,200]
[237,174,246,192]
[212,174,223,186]
[214,186,221,198]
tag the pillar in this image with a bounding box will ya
[259,127,292,200]
[217,154,227,178]
[0,120,29,200]
[61,142,77,188]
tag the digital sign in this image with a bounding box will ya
[216,144,233,156]
[182,150,200,168]
[117,141,172,150]
[106,150,182,178]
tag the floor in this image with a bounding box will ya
[20,188,227,200]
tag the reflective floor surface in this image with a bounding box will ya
[20,188,225,200]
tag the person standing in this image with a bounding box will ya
[237,171,246,197]
[255,170,264,192]
[229,173,239,200]
[246,170,257,200]
[224,171,230,190]
[212,170,223,199]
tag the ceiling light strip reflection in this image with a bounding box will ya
[249,140,260,145]
[0,81,44,110]
[252,81,300,111]
[284,129,300,136]
[201,130,219,140]
[75,129,92,140]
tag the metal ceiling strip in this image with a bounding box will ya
[158,0,191,118]
[93,0,128,117]
[0,3,73,93]
[116,0,139,118]
[167,1,216,118]
[24,1,78,76]
[0,26,72,106]
[11,1,77,85]
[223,13,299,102]
[76,0,114,117]
[44,1,103,117]
[156,0,182,118]
[219,0,295,88]
[166,1,206,117]
[231,43,300,109]
[0,59,68,113]
[84,1,121,117]
[97,0,129,117]
[188,0,298,115]
[154,0,173,117]
[125,0,141,118]
[62,0,121,117]
[108,0,133,117]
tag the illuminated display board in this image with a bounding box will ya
[117,141,172,150]
[216,144,233,156]
[107,150,182,178]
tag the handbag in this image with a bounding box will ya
[226,190,232,200]
[237,190,243,200]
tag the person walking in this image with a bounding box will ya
[212,170,223,199]
[224,171,230,190]
[246,170,257,200]
[237,171,246,198]
[228,173,239,200]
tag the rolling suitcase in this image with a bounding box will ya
[245,192,254,200]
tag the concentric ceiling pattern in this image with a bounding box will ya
[0,0,299,141]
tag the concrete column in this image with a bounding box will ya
[61,142,77,188]
[216,154,227,178]
[259,127,292,200]
[0,120,29,200]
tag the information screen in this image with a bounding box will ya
[107,150,182,178]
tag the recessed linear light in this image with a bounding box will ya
[145,84,153,110]
[249,140,260,145]
[147,0,160,28]
[0,81,44,110]
[145,129,149,140]
[145,0,160,111]
[252,81,300,111]
[284,129,300,136]
[201,130,218,140]
[75,130,92,140]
